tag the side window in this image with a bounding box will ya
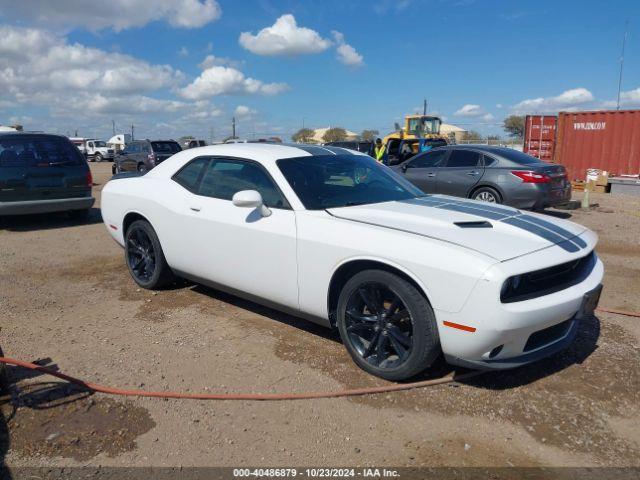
[198,159,288,208]
[483,154,497,166]
[172,158,209,192]
[410,150,447,168]
[445,150,481,168]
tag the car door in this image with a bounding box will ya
[398,149,448,193]
[436,149,484,197]
[176,157,299,309]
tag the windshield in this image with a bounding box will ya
[408,117,441,135]
[151,141,181,154]
[277,155,424,210]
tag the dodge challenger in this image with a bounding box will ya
[101,143,603,380]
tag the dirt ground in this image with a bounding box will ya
[1,162,639,469]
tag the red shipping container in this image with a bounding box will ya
[524,115,557,162]
[555,110,640,181]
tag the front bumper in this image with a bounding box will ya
[445,313,581,370]
[437,241,604,370]
[0,197,95,215]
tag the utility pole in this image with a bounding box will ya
[209,126,214,144]
[131,124,135,141]
[423,99,427,115]
[232,117,236,139]
[112,120,116,135]
[616,20,629,110]
[74,129,78,137]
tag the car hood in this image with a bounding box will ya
[326,195,588,261]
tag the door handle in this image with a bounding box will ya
[190,206,202,212]
[467,171,480,176]
[426,173,436,178]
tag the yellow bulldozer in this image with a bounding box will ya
[382,114,448,165]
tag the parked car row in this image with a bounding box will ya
[326,141,571,210]
[111,139,182,174]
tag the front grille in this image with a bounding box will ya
[501,251,596,303]
[524,319,572,352]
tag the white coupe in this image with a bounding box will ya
[102,143,603,380]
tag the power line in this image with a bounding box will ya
[616,19,629,110]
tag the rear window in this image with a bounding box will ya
[151,141,181,154]
[0,135,85,167]
[496,149,545,165]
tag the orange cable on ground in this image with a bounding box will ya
[0,308,636,401]
[0,356,481,401]
[595,307,640,318]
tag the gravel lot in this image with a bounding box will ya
[1,162,639,468]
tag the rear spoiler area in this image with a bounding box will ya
[110,172,145,180]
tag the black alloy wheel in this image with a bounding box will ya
[124,220,175,289]
[337,270,440,381]
[126,226,156,283]
[344,282,413,369]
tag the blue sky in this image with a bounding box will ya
[0,0,638,141]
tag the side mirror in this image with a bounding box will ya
[402,163,411,172]
[232,190,272,217]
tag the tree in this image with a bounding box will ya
[291,128,315,143]
[322,127,348,143]
[360,129,379,141]
[462,130,484,143]
[503,115,525,138]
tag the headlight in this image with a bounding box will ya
[500,275,522,300]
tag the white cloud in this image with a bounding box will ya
[0,0,222,31]
[239,14,331,56]
[601,87,640,108]
[454,104,484,117]
[234,105,258,120]
[512,88,594,114]
[198,54,243,69]
[332,31,364,68]
[179,66,289,100]
[179,46,189,56]
[0,25,181,101]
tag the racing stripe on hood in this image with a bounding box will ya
[402,197,585,252]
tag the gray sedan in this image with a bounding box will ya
[391,145,571,210]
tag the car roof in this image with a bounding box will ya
[440,144,521,155]
[147,142,366,173]
[0,132,70,140]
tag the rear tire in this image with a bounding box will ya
[337,270,440,381]
[137,163,147,173]
[125,220,174,289]
[471,186,501,204]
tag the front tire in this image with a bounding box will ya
[95,153,103,162]
[125,220,174,289]
[337,270,440,381]
[137,163,147,173]
[471,186,501,204]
